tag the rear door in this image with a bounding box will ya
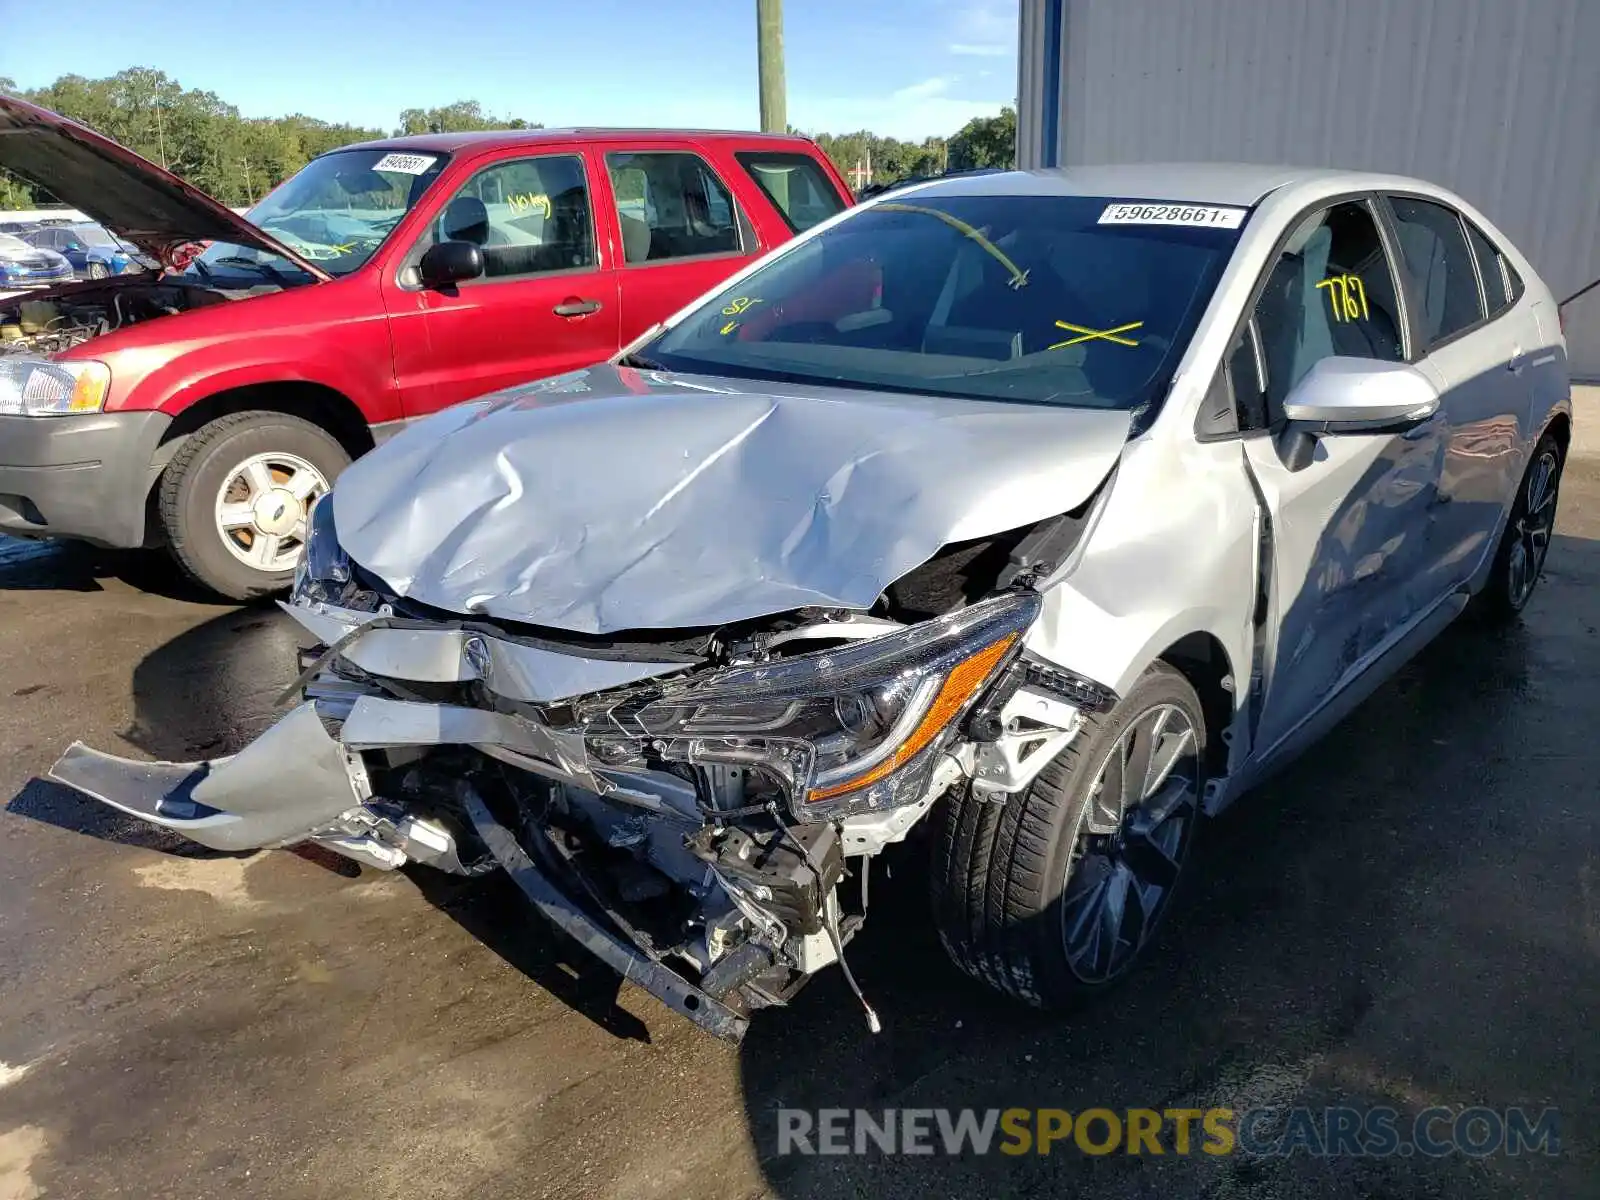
[1235,196,1447,759]
[383,148,620,416]
[596,142,764,343]
[1381,193,1535,593]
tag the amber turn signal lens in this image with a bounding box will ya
[805,633,1018,804]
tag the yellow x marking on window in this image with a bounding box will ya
[1048,319,1144,349]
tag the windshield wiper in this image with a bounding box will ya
[618,351,664,369]
[212,256,291,284]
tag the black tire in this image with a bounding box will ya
[87,261,109,280]
[931,661,1206,1008]
[158,411,350,600]
[1472,428,1564,625]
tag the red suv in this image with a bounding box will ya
[0,100,852,597]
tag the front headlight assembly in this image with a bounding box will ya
[583,592,1041,820]
[0,357,111,416]
[292,492,353,604]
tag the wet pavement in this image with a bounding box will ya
[0,465,1597,1200]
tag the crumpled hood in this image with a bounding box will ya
[0,96,330,277]
[333,367,1132,634]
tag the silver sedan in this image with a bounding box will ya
[51,164,1571,1038]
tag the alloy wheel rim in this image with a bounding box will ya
[1060,702,1200,984]
[1507,450,1559,608]
[213,451,328,572]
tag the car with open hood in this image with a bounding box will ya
[50,164,1571,1041]
[0,98,852,597]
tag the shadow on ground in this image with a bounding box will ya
[0,536,230,603]
[3,592,298,851]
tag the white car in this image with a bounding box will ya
[51,164,1571,1040]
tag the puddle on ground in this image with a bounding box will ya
[0,1125,48,1200]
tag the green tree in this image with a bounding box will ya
[947,107,1017,172]
[394,101,537,136]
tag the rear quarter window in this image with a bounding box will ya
[735,152,846,233]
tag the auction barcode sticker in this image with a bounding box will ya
[373,152,438,175]
[1099,202,1247,228]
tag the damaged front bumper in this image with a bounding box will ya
[49,695,759,1040]
[46,589,1052,1040]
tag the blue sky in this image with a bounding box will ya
[0,0,1017,141]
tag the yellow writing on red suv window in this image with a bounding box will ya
[720,320,740,336]
[509,192,551,218]
[1317,274,1369,323]
[1049,319,1144,349]
[721,296,763,316]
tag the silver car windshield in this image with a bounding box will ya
[647,194,1244,409]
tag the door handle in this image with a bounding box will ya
[1508,347,1527,375]
[554,298,602,317]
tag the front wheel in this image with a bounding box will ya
[86,261,109,280]
[158,411,350,600]
[1473,428,1564,623]
[931,662,1205,1008]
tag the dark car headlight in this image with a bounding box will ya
[582,591,1040,820]
[292,493,352,604]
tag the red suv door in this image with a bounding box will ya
[382,147,621,415]
[593,141,768,344]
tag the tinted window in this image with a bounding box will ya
[1387,196,1485,345]
[1463,218,1519,316]
[735,151,846,232]
[418,154,596,280]
[647,195,1240,410]
[1253,200,1405,416]
[607,152,742,263]
[1228,319,1268,431]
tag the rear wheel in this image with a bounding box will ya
[931,662,1205,1007]
[158,411,349,600]
[1474,429,1563,623]
[86,261,110,280]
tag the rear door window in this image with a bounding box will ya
[734,152,846,232]
[605,151,744,264]
[1386,196,1486,346]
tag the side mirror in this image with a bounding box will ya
[1279,357,1440,470]
[1283,356,1440,430]
[418,240,484,289]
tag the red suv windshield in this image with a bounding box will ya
[187,148,450,286]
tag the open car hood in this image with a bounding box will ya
[333,366,1133,634]
[0,97,331,278]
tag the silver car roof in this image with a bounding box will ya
[905,163,1414,207]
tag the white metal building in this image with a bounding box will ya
[1015,0,1600,377]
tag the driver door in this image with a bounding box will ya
[382,149,620,416]
[1237,198,1449,761]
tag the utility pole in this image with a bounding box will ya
[154,87,167,171]
[757,0,786,135]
